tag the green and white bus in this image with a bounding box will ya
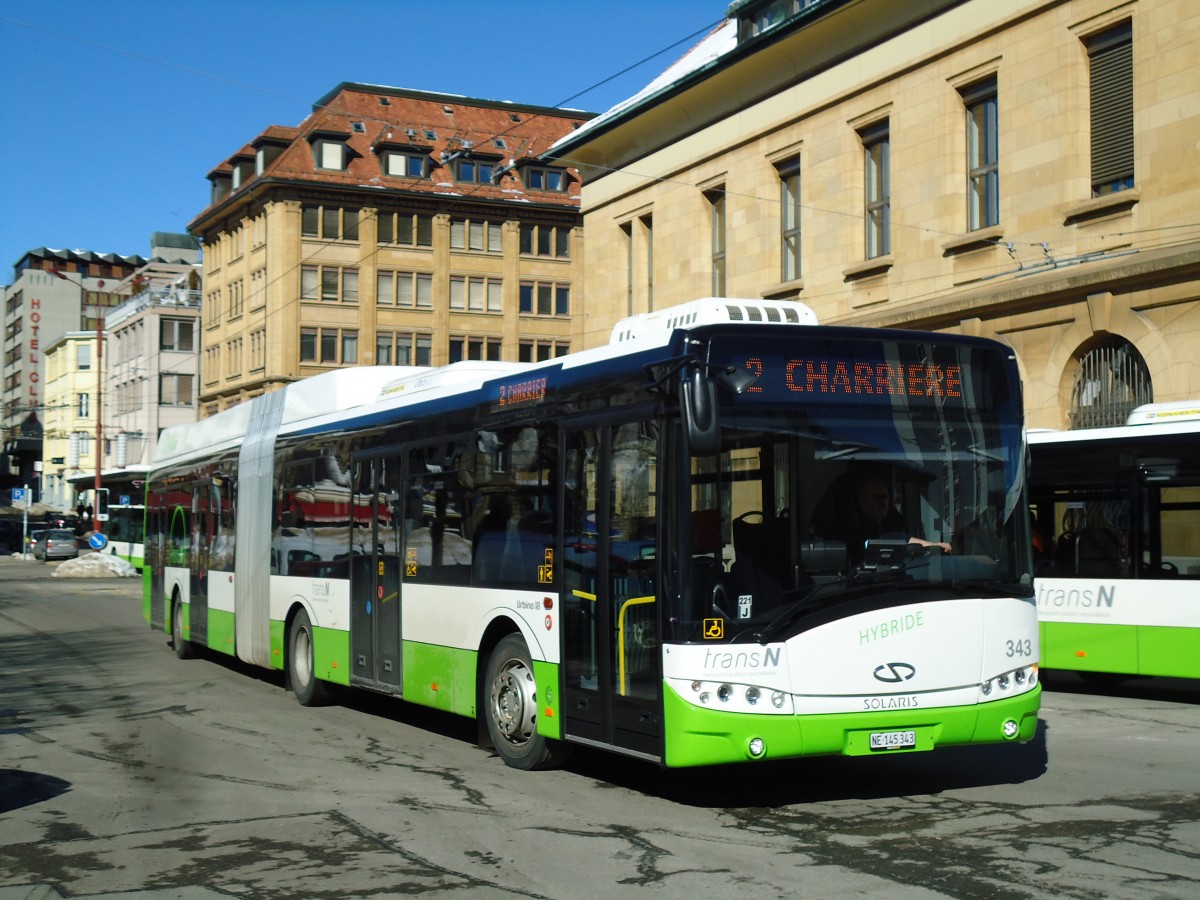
[145,298,1040,769]
[1029,401,1200,682]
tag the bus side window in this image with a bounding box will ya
[1154,483,1200,578]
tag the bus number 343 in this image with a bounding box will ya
[1006,638,1033,658]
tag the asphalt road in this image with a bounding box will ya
[1,555,1198,899]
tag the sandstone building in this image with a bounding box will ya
[549,0,1200,429]
[189,83,592,416]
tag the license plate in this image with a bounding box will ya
[869,730,916,751]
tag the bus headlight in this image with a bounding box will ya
[670,679,792,714]
[747,737,766,759]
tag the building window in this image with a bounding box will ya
[77,344,92,370]
[161,318,194,351]
[206,289,221,326]
[519,281,570,316]
[300,328,317,362]
[518,223,570,258]
[449,336,502,363]
[376,331,432,366]
[450,276,502,312]
[301,265,359,303]
[251,268,266,309]
[519,340,570,362]
[963,78,999,230]
[78,393,89,418]
[383,151,427,178]
[524,166,566,191]
[377,270,433,308]
[705,187,726,296]
[1069,337,1151,429]
[160,373,194,406]
[1087,22,1134,197]
[301,205,360,240]
[313,139,345,171]
[225,337,243,379]
[250,328,265,370]
[450,218,503,253]
[777,158,801,281]
[301,327,358,365]
[227,279,244,319]
[455,158,495,184]
[861,121,891,258]
[377,211,434,247]
[642,215,653,311]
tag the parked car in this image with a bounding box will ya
[26,528,46,555]
[33,529,78,562]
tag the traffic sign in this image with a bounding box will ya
[88,532,108,551]
[10,488,25,505]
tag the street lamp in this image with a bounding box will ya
[53,270,105,533]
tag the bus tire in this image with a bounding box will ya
[288,608,333,707]
[483,633,569,771]
[172,597,195,660]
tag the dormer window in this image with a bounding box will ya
[254,139,287,175]
[525,166,567,191]
[230,157,254,189]
[316,140,345,170]
[210,173,232,204]
[383,150,428,178]
[456,158,494,184]
[736,0,817,42]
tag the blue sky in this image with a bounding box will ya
[0,1,724,280]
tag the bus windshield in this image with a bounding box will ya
[672,333,1031,643]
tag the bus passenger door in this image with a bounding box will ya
[147,498,166,630]
[349,457,403,692]
[188,483,211,646]
[561,422,662,760]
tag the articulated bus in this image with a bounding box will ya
[104,502,146,570]
[145,298,1040,769]
[1028,402,1200,682]
[68,471,148,570]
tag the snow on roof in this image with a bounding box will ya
[551,19,737,152]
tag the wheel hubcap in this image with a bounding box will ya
[491,657,536,746]
[293,627,313,687]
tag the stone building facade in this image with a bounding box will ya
[549,0,1200,429]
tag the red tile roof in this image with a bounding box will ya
[193,83,595,227]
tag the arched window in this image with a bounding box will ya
[1069,336,1151,429]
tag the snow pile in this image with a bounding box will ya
[51,552,139,578]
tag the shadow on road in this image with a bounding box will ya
[1039,669,1200,704]
[0,769,71,813]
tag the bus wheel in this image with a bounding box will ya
[172,598,195,660]
[288,608,332,707]
[483,634,569,771]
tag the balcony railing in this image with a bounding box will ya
[105,287,201,328]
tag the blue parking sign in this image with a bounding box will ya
[10,488,24,504]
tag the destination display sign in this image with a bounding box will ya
[710,335,1008,412]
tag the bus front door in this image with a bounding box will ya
[349,457,403,692]
[561,422,662,761]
